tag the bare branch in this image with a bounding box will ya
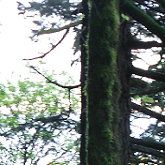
[37,20,81,35]
[131,85,165,97]
[131,137,165,150]
[131,102,165,122]
[29,65,81,89]
[132,144,165,159]
[130,65,165,82]
[23,29,69,61]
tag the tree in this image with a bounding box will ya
[87,0,121,164]
[2,0,165,164]
[120,0,165,164]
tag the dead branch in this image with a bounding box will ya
[23,29,69,61]
[29,65,81,89]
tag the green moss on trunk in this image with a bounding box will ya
[87,0,121,164]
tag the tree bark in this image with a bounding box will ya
[87,0,121,164]
[80,0,89,164]
[117,19,132,164]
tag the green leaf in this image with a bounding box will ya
[142,96,154,103]
[121,14,130,21]
[8,86,16,92]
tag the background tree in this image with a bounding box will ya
[121,0,165,164]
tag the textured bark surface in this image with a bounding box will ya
[87,0,121,164]
[117,20,131,165]
[80,0,89,165]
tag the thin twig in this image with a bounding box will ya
[23,29,69,61]
[29,65,81,89]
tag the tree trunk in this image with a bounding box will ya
[87,1,121,164]
[80,0,89,165]
[117,20,132,164]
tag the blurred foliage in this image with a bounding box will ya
[0,71,81,165]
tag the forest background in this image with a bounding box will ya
[0,0,165,165]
